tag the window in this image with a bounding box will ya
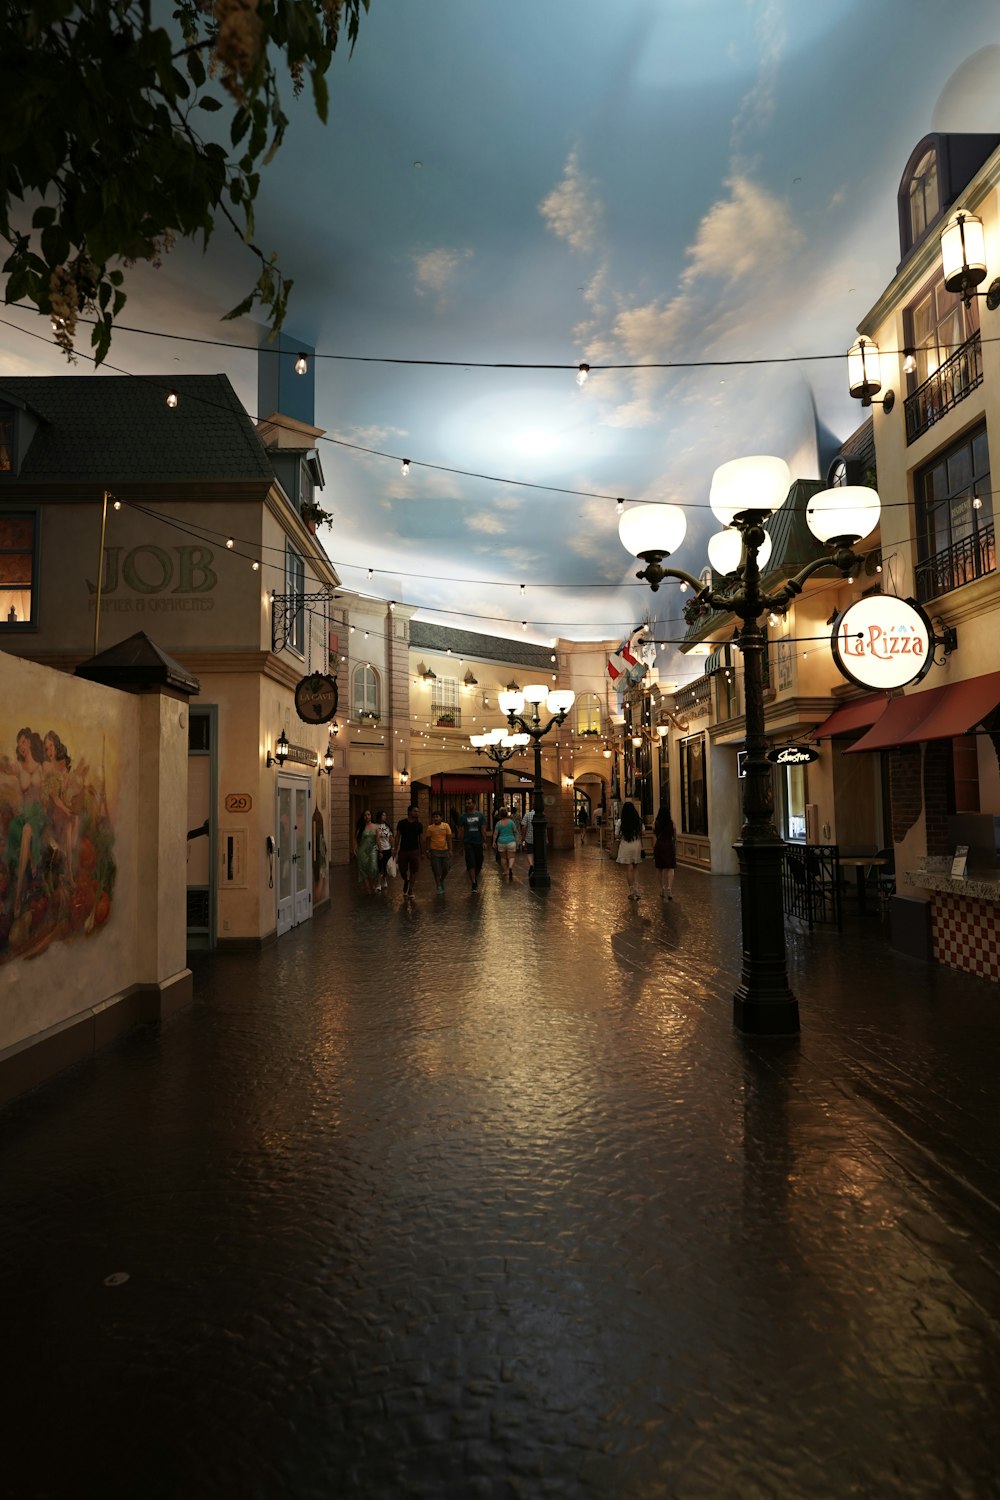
[285,543,305,654]
[575,692,602,736]
[907,273,978,391]
[352,664,380,719]
[0,513,36,626]
[431,675,460,726]
[907,148,939,247]
[0,404,14,473]
[783,764,807,842]
[680,734,708,837]
[915,423,994,602]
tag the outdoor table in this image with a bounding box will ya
[838,855,887,913]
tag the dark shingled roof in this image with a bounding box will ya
[75,630,201,696]
[0,374,274,487]
[410,620,556,670]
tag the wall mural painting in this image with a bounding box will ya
[0,725,117,963]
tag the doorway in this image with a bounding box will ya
[276,775,312,937]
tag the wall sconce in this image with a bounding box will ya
[505,678,522,692]
[418,662,437,682]
[399,767,410,785]
[267,729,289,768]
[940,209,1000,310]
[847,337,894,412]
[463,668,479,686]
[330,718,340,736]
[321,734,335,774]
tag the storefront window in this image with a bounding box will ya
[784,764,806,842]
[680,734,708,837]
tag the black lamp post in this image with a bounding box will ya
[620,457,881,1036]
[496,686,575,889]
[469,730,523,815]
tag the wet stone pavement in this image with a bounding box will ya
[4,846,1000,1499]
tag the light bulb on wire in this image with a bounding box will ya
[576,363,590,387]
[401,459,411,476]
[294,353,308,375]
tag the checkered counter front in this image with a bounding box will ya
[931,893,1000,982]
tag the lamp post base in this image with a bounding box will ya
[528,868,550,889]
[731,838,800,1037]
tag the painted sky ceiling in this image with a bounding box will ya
[4,0,1000,684]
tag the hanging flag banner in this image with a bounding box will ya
[831,596,934,691]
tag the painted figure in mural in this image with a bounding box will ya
[0,724,116,964]
[8,728,45,918]
[42,729,79,882]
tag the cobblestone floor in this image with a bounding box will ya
[4,846,1000,1499]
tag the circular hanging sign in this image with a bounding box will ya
[294,672,339,725]
[766,744,820,766]
[831,596,934,691]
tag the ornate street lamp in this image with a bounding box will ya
[496,685,575,888]
[619,457,881,1036]
[469,727,529,814]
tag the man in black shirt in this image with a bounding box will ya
[393,805,424,895]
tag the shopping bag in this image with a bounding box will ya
[386,855,398,879]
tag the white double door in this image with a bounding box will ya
[276,775,312,937]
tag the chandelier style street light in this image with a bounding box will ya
[469,726,529,814]
[619,456,881,1036]
[496,685,575,888]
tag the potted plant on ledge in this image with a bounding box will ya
[436,712,457,728]
[301,500,333,535]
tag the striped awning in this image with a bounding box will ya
[705,643,732,678]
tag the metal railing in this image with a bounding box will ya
[781,844,842,931]
[904,331,982,444]
[915,521,995,603]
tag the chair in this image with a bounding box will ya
[866,847,896,918]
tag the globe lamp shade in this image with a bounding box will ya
[485,727,507,744]
[940,210,987,297]
[469,734,487,748]
[522,683,549,704]
[501,732,531,747]
[618,503,687,559]
[547,689,575,715]
[709,455,791,526]
[498,690,525,716]
[806,486,881,545]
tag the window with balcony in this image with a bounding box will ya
[0,513,36,626]
[914,423,994,603]
[352,664,380,721]
[431,675,460,728]
[680,733,708,837]
[575,692,602,736]
[904,273,981,443]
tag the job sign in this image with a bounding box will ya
[831,596,934,691]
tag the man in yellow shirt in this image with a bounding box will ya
[426,809,453,895]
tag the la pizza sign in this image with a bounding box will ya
[832,596,934,690]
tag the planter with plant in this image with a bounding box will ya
[301,501,333,534]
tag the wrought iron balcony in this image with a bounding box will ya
[905,331,982,444]
[915,521,995,603]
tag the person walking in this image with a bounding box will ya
[616,800,644,900]
[393,805,424,897]
[456,796,488,891]
[374,809,393,891]
[653,805,677,900]
[521,803,535,874]
[426,809,453,894]
[355,810,379,895]
[492,806,518,881]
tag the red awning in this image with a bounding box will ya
[846,670,1000,752]
[809,693,887,740]
[417,773,496,793]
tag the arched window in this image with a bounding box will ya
[908,147,939,245]
[352,664,380,720]
[575,692,602,736]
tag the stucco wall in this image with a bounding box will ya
[0,649,189,1061]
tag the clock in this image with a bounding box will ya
[294,672,339,725]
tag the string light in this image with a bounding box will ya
[165,390,178,408]
[401,459,411,476]
[294,353,308,375]
[974,496,983,509]
[251,560,259,571]
[226,537,234,549]
[576,363,590,387]
[616,498,624,514]
[367,568,373,581]
[522,621,528,631]
[112,499,122,511]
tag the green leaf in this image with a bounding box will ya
[197,95,222,112]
